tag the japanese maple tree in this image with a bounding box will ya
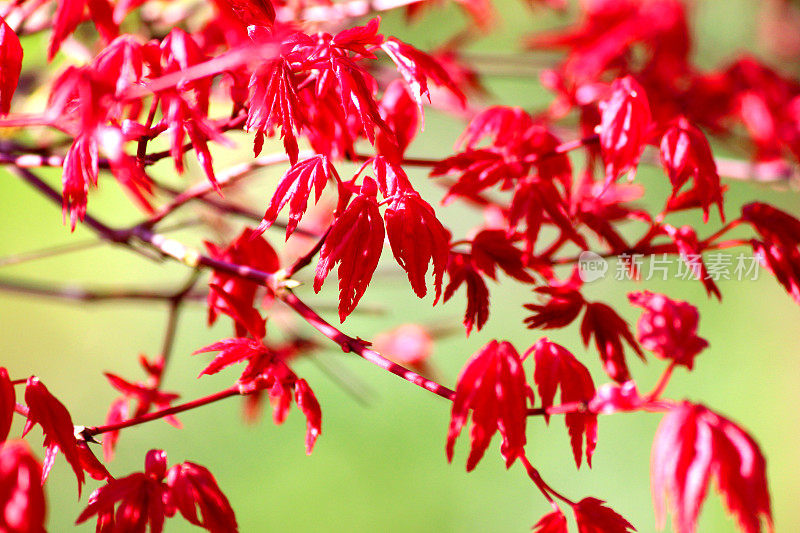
[0,0,797,531]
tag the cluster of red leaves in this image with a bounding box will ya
[76,449,238,532]
[194,337,322,454]
[260,155,450,321]
[447,338,599,472]
[524,276,643,383]
[531,0,800,167]
[102,355,181,461]
[628,291,708,369]
[0,366,239,532]
[30,9,465,231]
[205,228,281,338]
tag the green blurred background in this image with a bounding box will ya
[1,1,799,531]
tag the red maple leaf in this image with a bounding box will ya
[458,106,533,149]
[247,57,303,163]
[314,178,385,321]
[580,302,643,383]
[470,229,534,283]
[532,508,568,533]
[90,35,146,96]
[651,402,772,533]
[49,0,118,60]
[206,228,280,337]
[384,191,451,299]
[380,37,466,110]
[660,117,724,222]
[0,367,14,443]
[443,251,490,334]
[446,340,529,471]
[524,277,586,330]
[104,373,181,424]
[294,379,322,454]
[528,338,597,468]
[257,155,337,239]
[76,449,169,532]
[599,76,652,184]
[573,497,637,533]
[61,134,97,230]
[194,337,269,378]
[194,338,322,452]
[628,291,708,369]
[164,462,239,533]
[22,377,85,494]
[0,441,46,533]
[0,16,22,116]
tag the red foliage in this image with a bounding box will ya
[580,302,643,383]
[0,17,22,116]
[164,461,239,533]
[599,76,652,184]
[573,497,637,533]
[384,191,451,299]
[314,177,385,321]
[652,402,772,533]
[0,367,14,443]
[0,441,47,533]
[446,340,529,471]
[628,291,708,369]
[659,117,724,222]
[22,378,85,493]
[528,338,597,468]
[532,508,568,533]
[5,1,800,531]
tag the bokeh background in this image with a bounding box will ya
[1,1,799,531]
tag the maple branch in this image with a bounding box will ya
[83,386,240,437]
[286,227,331,277]
[0,277,205,304]
[12,166,282,287]
[156,272,202,385]
[520,455,575,506]
[279,290,457,401]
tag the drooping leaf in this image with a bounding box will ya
[0,16,22,116]
[446,340,529,471]
[314,178,385,321]
[573,497,637,533]
[257,155,337,239]
[384,192,451,300]
[528,338,597,468]
[651,402,772,533]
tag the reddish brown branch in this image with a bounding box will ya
[279,290,457,401]
[83,387,240,437]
